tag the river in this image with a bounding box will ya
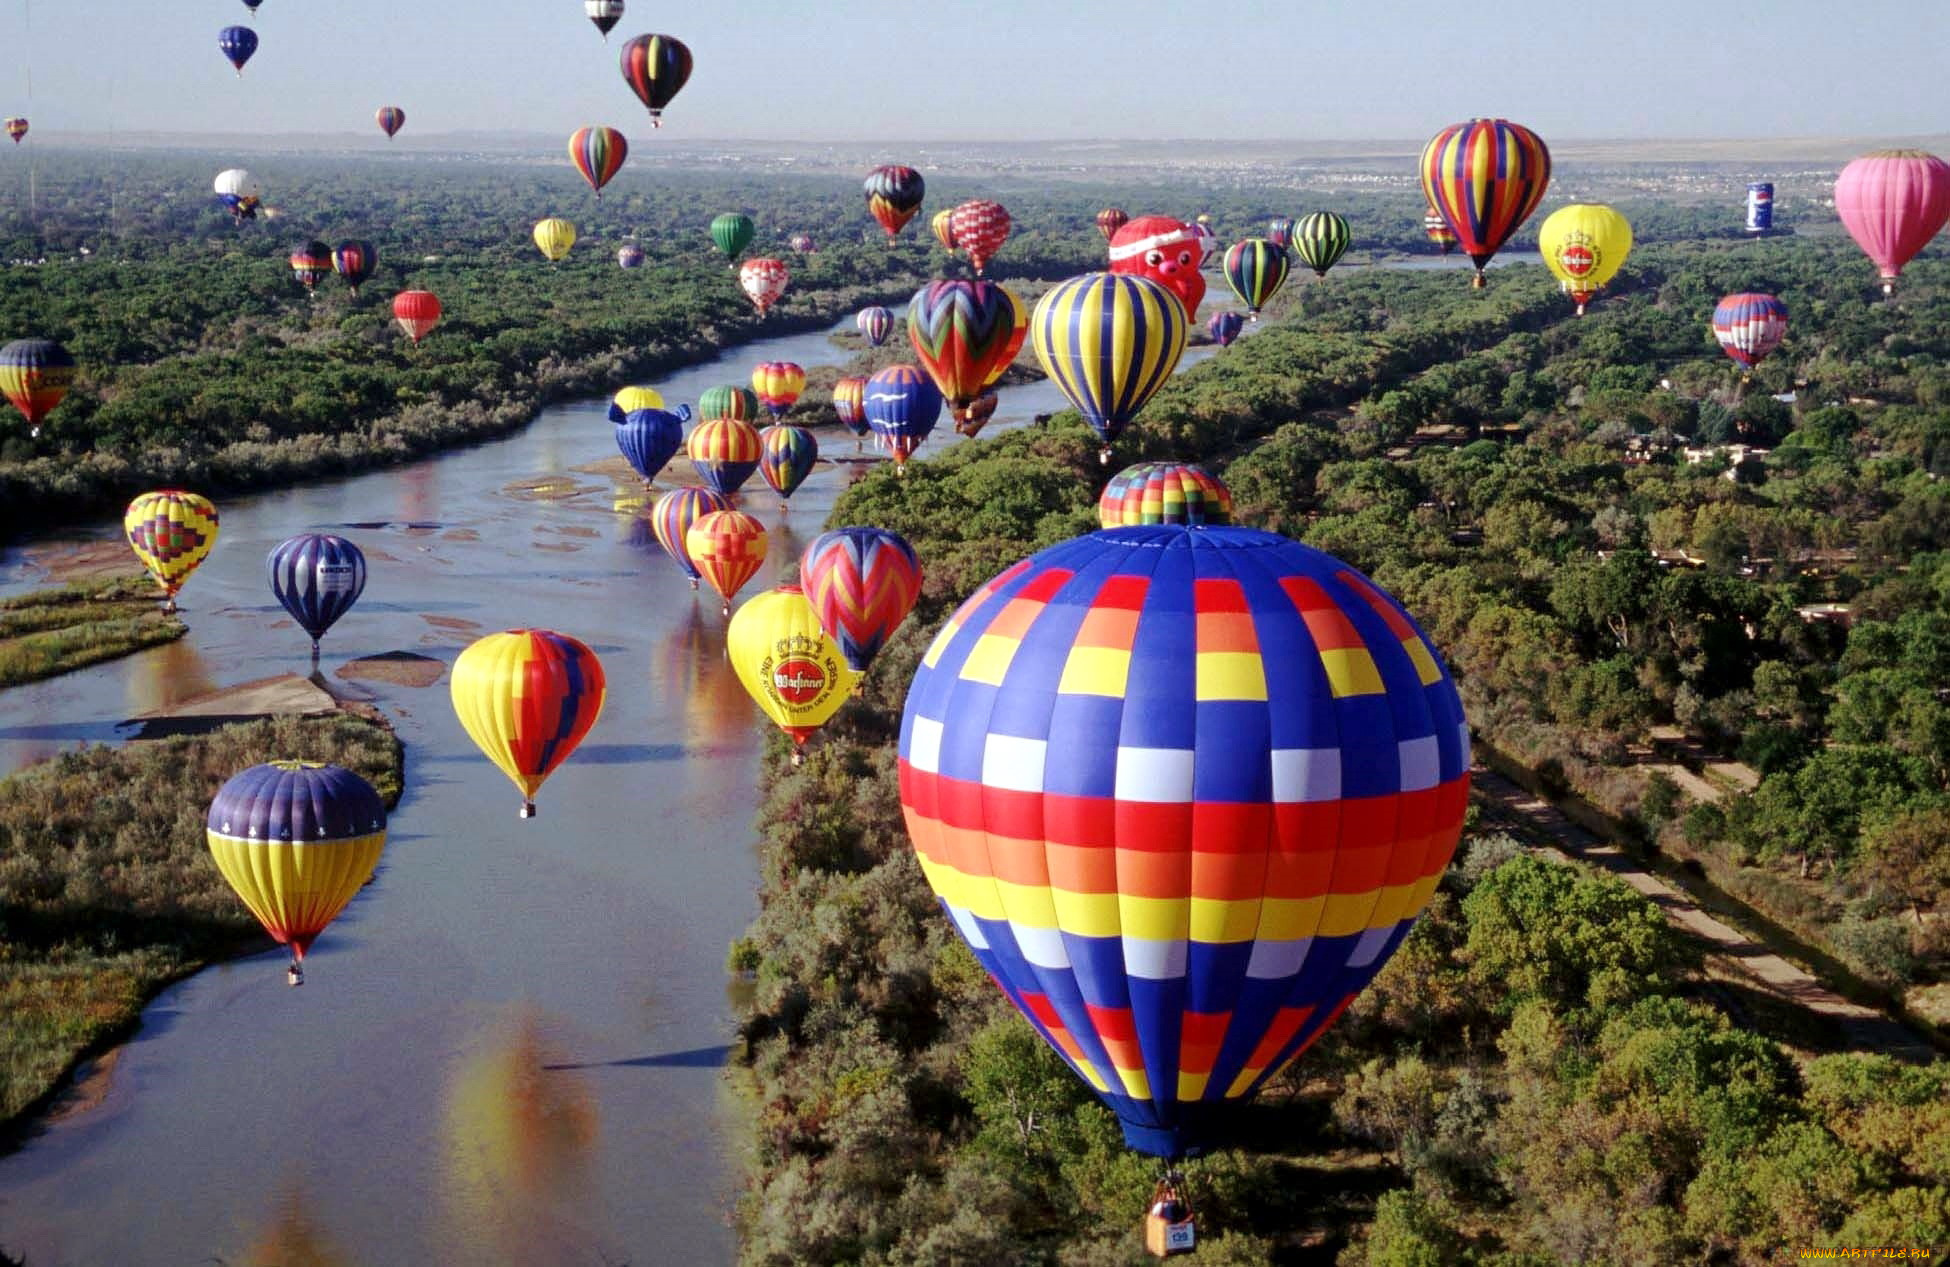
[0,309,1230,1266]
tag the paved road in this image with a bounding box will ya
[1471,765,1938,1063]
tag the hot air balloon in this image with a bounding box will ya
[375,106,405,139]
[739,257,789,315]
[905,279,1028,432]
[267,532,366,661]
[799,527,922,672]
[533,217,577,262]
[1108,216,1207,317]
[214,168,262,221]
[857,306,894,347]
[758,425,817,505]
[219,25,258,75]
[5,118,26,145]
[0,338,76,436]
[1537,203,1632,315]
[568,126,628,198]
[1097,207,1130,243]
[331,240,376,293]
[864,165,926,239]
[1293,212,1351,278]
[616,404,692,484]
[686,417,762,495]
[607,385,664,422]
[618,243,645,270]
[698,384,759,423]
[288,241,332,293]
[832,376,869,448]
[1098,461,1232,528]
[1420,117,1552,287]
[687,509,768,615]
[1266,216,1296,250]
[949,200,1011,275]
[393,289,441,343]
[1032,272,1187,462]
[789,233,816,254]
[125,491,219,613]
[619,33,691,126]
[586,0,623,38]
[1222,239,1289,318]
[1189,220,1219,269]
[751,361,806,419]
[710,212,754,263]
[1834,149,1950,295]
[206,762,387,986]
[1206,311,1243,348]
[242,0,262,9]
[1422,205,1457,254]
[728,585,861,762]
[898,524,1470,1159]
[451,629,606,818]
[863,364,943,470]
[650,486,729,588]
[1712,292,1788,377]
[931,209,958,254]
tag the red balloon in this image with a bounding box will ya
[1107,215,1207,317]
[392,290,442,343]
[948,200,1011,275]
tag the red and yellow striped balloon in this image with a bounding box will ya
[1419,118,1552,286]
[686,417,762,496]
[450,629,606,818]
[750,361,806,418]
[686,510,768,615]
[799,527,922,672]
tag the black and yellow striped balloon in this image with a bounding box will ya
[1293,212,1352,278]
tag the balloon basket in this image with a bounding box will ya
[791,749,805,768]
[286,963,303,988]
[720,601,731,617]
[520,801,536,820]
[1098,448,1112,466]
[690,578,700,591]
[1142,1173,1196,1258]
[1471,273,1487,290]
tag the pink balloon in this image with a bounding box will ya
[1834,149,1950,294]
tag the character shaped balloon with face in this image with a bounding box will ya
[1107,215,1206,318]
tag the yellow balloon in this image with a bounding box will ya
[124,489,219,612]
[450,629,606,818]
[533,217,577,262]
[612,386,664,414]
[726,585,860,763]
[1537,203,1632,314]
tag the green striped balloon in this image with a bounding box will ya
[1221,239,1290,317]
[1293,212,1351,278]
[710,212,755,263]
[699,384,759,423]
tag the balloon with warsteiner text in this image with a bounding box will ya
[1030,272,1186,461]
[750,361,805,419]
[332,240,376,293]
[267,532,367,657]
[727,585,860,763]
[906,280,1027,429]
[650,485,729,588]
[450,629,605,818]
[864,165,926,239]
[1420,117,1551,287]
[1537,203,1631,315]
[799,527,922,672]
[862,364,942,469]
[0,337,76,436]
[1098,462,1232,528]
[1833,149,1950,295]
[619,33,691,126]
[948,200,1010,275]
[568,126,628,198]
[126,490,219,613]
[739,257,789,316]
[686,417,761,495]
[686,509,768,616]
[857,306,894,347]
[758,424,817,503]
[392,290,441,343]
[206,761,387,986]
[616,404,691,484]
[898,524,1470,1158]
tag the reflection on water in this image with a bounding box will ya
[124,634,218,716]
[244,1178,350,1267]
[442,1005,603,1266]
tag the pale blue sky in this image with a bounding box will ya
[4,0,1945,141]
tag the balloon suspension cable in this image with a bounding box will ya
[520,800,536,820]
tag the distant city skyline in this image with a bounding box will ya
[2,1,1945,144]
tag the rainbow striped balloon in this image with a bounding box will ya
[898,525,1469,1158]
[1098,462,1232,529]
[758,424,818,502]
[686,418,762,495]
[1029,272,1186,460]
[1419,118,1551,285]
[799,527,923,671]
[568,126,629,198]
[451,629,606,818]
[831,376,869,440]
[905,280,1027,421]
[650,486,730,587]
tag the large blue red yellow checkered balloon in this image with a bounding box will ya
[898,525,1470,1157]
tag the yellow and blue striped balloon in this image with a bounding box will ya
[1029,272,1186,461]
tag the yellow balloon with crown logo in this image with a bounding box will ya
[1537,203,1631,315]
[726,584,860,764]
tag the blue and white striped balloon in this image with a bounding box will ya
[267,533,367,658]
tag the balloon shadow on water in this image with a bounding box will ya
[541,1043,732,1071]
[0,719,131,743]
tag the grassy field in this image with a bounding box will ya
[0,575,184,688]
[0,712,404,1127]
